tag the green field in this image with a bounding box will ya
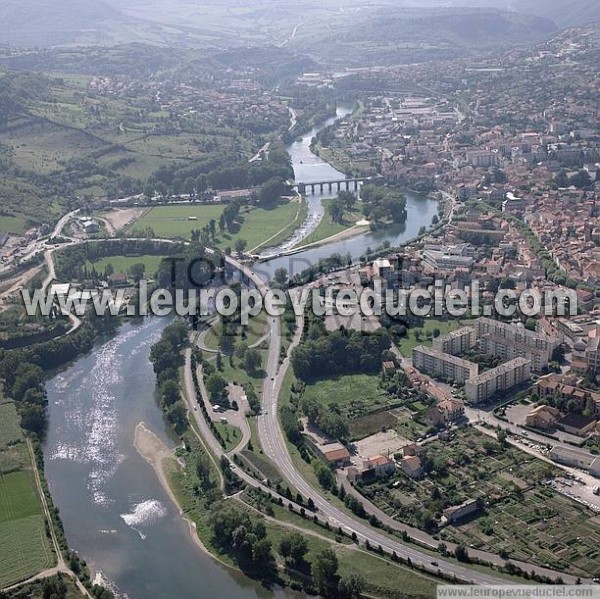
[397,318,476,356]
[297,199,365,248]
[0,403,55,588]
[213,422,243,452]
[0,216,27,235]
[129,205,226,239]
[87,254,167,277]
[128,200,304,252]
[303,373,388,418]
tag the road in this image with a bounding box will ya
[207,262,585,585]
[255,308,511,584]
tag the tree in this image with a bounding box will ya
[338,572,366,599]
[129,262,146,282]
[235,238,247,255]
[455,545,470,562]
[252,537,273,564]
[338,190,356,211]
[311,548,339,595]
[159,379,180,407]
[257,177,286,205]
[243,348,261,374]
[206,373,227,401]
[235,341,248,360]
[497,428,508,447]
[328,198,345,224]
[313,460,334,490]
[280,532,309,564]
[272,267,289,289]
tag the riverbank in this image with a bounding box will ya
[133,422,235,569]
[290,222,370,253]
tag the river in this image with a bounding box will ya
[44,318,295,599]
[42,107,438,598]
[256,107,439,279]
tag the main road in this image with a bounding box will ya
[213,261,507,584]
[213,258,583,585]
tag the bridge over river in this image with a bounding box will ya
[293,176,383,196]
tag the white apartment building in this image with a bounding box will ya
[432,326,476,356]
[412,345,479,384]
[465,358,531,404]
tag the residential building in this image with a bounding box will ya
[412,346,479,384]
[476,317,560,372]
[525,405,561,430]
[400,455,423,479]
[442,498,481,524]
[422,244,475,272]
[464,358,531,403]
[556,413,598,438]
[313,442,351,467]
[432,326,476,356]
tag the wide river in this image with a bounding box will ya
[43,107,438,598]
[44,318,296,599]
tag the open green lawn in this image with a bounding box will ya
[0,216,27,235]
[297,199,365,248]
[0,403,55,587]
[397,318,476,356]
[129,205,226,238]
[213,422,243,452]
[87,254,167,278]
[219,199,305,253]
[128,200,304,252]
[303,373,390,420]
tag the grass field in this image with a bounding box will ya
[127,200,303,251]
[297,199,364,248]
[129,205,226,239]
[87,254,167,277]
[213,422,242,452]
[303,373,391,421]
[0,216,27,235]
[217,200,304,252]
[0,403,55,588]
[397,318,476,356]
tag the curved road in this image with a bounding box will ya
[219,258,584,585]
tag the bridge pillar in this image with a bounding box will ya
[297,183,306,195]
[310,184,315,195]
[345,180,350,191]
[320,183,324,193]
[336,181,341,192]
[354,180,359,191]
[328,182,333,192]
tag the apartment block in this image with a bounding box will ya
[465,358,531,404]
[412,346,479,384]
[432,326,476,356]
[476,317,559,372]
